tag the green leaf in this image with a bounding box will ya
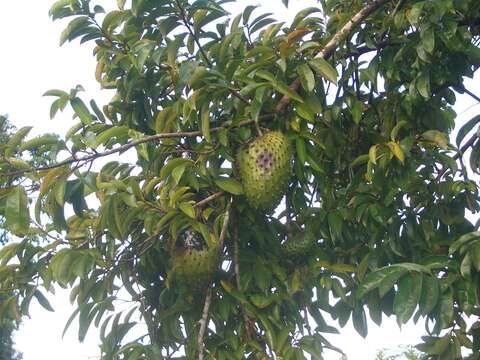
[390,120,409,141]
[271,81,304,103]
[43,89,70,98]
[357,265,407,298]
[455,114,480,148]
[421,27,435,54]
[394,273,422,324]
[416,72,431,99]
[201,103,211,143]
[421,130,449,149]
[295,137,307,165]
[215,178,244,195]
[387,141,405,163]
[160,158,194,180]
[291,7,321,29]
[5,126,33,157]
[297,64,315,92]
[5,186,30,236]
[93,126,129,149]
[33,290,55,312]
[470,242,480,272]
[449,231,480,255]
[71,97,93,125]
[418,275,440,315]
[60,16,91,45]
[178,202,196,219]
[250,294,274,309]
[309,58,338,84]
[352,305,368,338]
[19,134,59,152]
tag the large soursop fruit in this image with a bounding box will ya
[171,231,219,294]
[282,229,316,263]
[237,131,292,212]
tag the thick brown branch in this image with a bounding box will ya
[275,0,390,113]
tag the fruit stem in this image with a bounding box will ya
[254,120,263,136]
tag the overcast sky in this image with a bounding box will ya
[1,1,479,360]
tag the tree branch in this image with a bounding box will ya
[233,222,253,341]
[193,191,224,208]
[174,0,250,105]
[197,200,232,360]
[218,199,232,247]
[0,119,257,178]
[275,0,390,113]
[198,289,212,360]
[463,87,480,103]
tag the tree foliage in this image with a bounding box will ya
[1,0,480,359]
[0,116,24,360]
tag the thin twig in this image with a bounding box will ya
[0,119,257,178]
[198,289,213,360]
[193,191,224,208]
[463,87,480,103]
[197,201,232,359]
[233,223,253,341]
[218,199,232,247]
[436,133,478,181]
[275,0,390,113]
[174,0,249,105]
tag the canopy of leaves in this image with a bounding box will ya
[1,0,480,359]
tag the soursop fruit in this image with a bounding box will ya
[282,229,316,263]
[237,131,292,212]
[171,231,219,293]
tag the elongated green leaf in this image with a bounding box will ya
[201,103,211,143]
[450,231,480,255]
[456,114,480,148]
[309,58,338,84]
[291,7,321,29]
[421,130,449,149]
[352,305,368,338]
[160,158,194,180]
[19,134,59,152]
[33,290,55,312]
[418,275,440,315]
[5,186,30,236]
[5,126,33,157]
[215,178,244,195]
[93,126,129,149]
[71,97,93,125]
[297,63,315,92]
[357,265,407,298]
[178,202,196,219]
[60,16,91,45]
[394,273,422,324]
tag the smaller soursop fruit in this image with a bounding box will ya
[171,232,219,293]
[281,229,316,263]
[237,131,292,212]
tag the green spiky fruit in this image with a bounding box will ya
[282,230,316,262]
[172,245,219,293]
[237,131,292,211]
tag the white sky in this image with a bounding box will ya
[1,1,479,360]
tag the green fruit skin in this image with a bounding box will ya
[282,230,316,262]
[172,245,219,293]
[237,131,292,212]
